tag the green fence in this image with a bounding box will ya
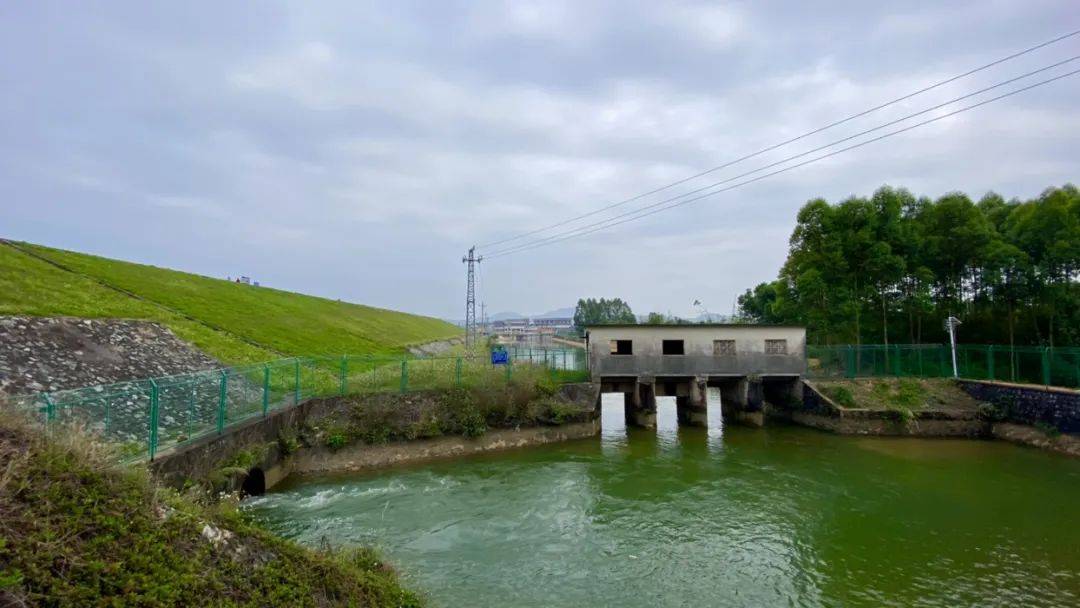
[806,344,1080,388]
[27,348,587,462]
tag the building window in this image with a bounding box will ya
[765,339,788,355]
[662,339,685,355]
[610,339,633,355]
[713,339,736,356]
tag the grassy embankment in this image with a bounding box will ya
[815,378,981,422]
[0,411,423,607]
[308,365,592,450]
[0,240,461,366]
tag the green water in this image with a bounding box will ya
[244,404,1080,607]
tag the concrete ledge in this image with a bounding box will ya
[287,421,600,476]
[789,411,988,436]
[992,422,1080,457]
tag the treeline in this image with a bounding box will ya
[572,297,635,329]
[739,183,1079,347]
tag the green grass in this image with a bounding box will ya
[0,411,423,607]
[0,241,460,364]
[815,378,982,412]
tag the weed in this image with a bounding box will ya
[277,428,300,456]
[885,406,915,424]
[325,431,349,451]
[977,402,1008,422]
[1035,421,1061,438]
[825,386,856,408]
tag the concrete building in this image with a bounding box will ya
[585,324,806,428]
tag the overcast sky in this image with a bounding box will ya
[2,2,1077,320]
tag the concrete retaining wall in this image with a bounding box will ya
[290,421,599,475]
[957,380,1080,433]
[150,382,601,490]
[791,381,987,437]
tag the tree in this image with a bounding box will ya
[740,182,1079,347]
[572,298,635,330]
[644,312,669,325]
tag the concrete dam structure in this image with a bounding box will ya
[585,324,807,427]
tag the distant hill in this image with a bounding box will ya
[535,306,575,319]
[489,311,525,321]
[0,240,461,364]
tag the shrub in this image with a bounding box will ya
[977,402,1008,422]
[437,389,487,437]
[885,406,915,424]
[325,431,348,451]
[825,386,856,408]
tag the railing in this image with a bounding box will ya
[21,348,587,462]
[806,344,1080,388]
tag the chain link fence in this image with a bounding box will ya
[806,344,1080,388]
[20,348,587,461]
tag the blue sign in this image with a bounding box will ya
[491,349,509,365]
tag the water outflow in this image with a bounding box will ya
[245,419,1080,608]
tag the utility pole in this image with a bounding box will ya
[945,316,962,378]
[481,302,487,337]
[463,246,482,352]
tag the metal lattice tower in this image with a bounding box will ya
[462,246,482,350]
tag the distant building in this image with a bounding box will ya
[492,316,573,340]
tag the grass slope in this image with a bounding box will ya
[815,378,981,412]
[0,412,422,607]
[0,241,460,364]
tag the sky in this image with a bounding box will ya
[2,1,1078,321]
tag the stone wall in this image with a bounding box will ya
[406,336,464,357]
[957,380,1080,433]
[0,316,220,395]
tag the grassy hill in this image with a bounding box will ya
[0,241,460,364]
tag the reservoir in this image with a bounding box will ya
[244,397,1080,607]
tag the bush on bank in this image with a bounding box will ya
[0,410,423,607]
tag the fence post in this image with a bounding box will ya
[455,357,462,387]
[187,384,195,438]
[340,355,348,395]
[43,392,55,426]
[149,380,160,460]
[505,359,512,381]
[400,360,409,394]
[1042,347,1051,386]
[262,364,270,417]
[986,345,995,381]
[217,371,227,434]
[294,359,301,404]
[892,345,901,376]
[917,348,924,377]
[845,346,855,378]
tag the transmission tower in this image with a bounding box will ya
[462,246,482,351]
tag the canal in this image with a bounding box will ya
[244,396,1080,607]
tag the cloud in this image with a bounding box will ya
[0,0,1077,318]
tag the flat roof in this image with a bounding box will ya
[584,323,805,329]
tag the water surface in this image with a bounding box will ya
[245,398,1080,607]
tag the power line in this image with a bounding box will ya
[481,56,1080,258]
[475,28,1080,251]
[484,67,1080,260]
